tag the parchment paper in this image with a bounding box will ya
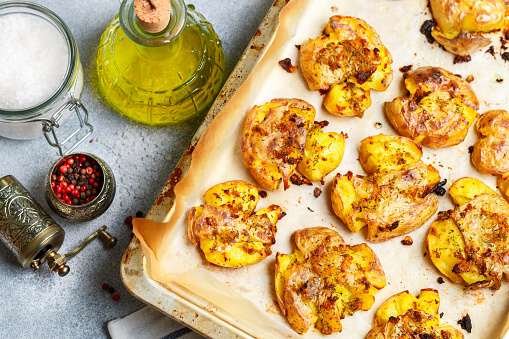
[134,0,509,337]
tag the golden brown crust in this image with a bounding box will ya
[300,33,380,91]
[425,177,509,288]
[368,310,464,339]
[299,15,392,92]
[367,289,464,339]
[451,193,509,289]
[275,227,386,334]
[472,110,509,175]
[187,181,282,267]
[366,165,438,242]
[241,98,315,190]
[432,30,491,56]
[430,0,504,34]
[430,0,504,55]
[331,135,440,242]
[385,66,479,148]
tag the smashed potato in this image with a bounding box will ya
[427,177,509,289]
[188,180,283,267]
[385,67,479,148]
[448,176,496,205]
[242,99,345,189]
[275,227,386,334]
[297,122,345,181]
[472,110,509,175]
[498,172,509,200]
[430,0,504,56]
[367,289,464,339]
[300,16,392,117]
[359,134,423,174]
[332,134,441,242]
[241,98,315,190]
[323,82,372,118]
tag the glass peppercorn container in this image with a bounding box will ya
[45,153,116,221]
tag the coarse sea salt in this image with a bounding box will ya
[0,13,69,110]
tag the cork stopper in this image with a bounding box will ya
[134,0,172,33]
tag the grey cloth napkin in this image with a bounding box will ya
[108,306,205,339]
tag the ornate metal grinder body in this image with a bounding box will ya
[0,175,116,276]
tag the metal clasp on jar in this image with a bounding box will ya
[37,99,93,156]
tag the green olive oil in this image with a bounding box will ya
[96,0,225,125]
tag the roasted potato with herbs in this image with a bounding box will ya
[242,99,345,189]
[359,134,423,174]
[332,134,441,242]
[367,289,464,339]
[323,82,372,117]
[300,16,392,118]
[297,122,345,181]
[241,98,315,190]
[430,0,504,56]
[427,177,509,290]
[385,67,479,148]
[188,180,283,267]
[275,227,386,335]
[448,176,497,205]
[472,110,509,175]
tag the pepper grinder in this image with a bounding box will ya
[0,175,116,276]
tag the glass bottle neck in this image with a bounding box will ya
[119,0,187,47]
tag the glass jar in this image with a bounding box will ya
[0,2,92,156]
[96,0,225,125]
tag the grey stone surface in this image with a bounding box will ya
[0,0,274,338]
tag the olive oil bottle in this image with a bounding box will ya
[96,0,225,125]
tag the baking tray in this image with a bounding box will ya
[122,0,509,337]
[120,1,287,338]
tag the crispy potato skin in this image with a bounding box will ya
[430,0,504,56]
[275,227,386,334]
[332,163,439,242]
[430,0,504,34]
[498,172,509,200]
[188,180,283,267]
[367,289,464,339]
[426,177,509,289]
[432,30,491,56]
[426,214,467,284]
[472,110,509,175]
[385,67,479,148]
[332,135,440,242]
[452,193,509,289]
[299,16,392,117]
[241,98,315,190]
[242,99,344,188]
[300,16,386,91]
